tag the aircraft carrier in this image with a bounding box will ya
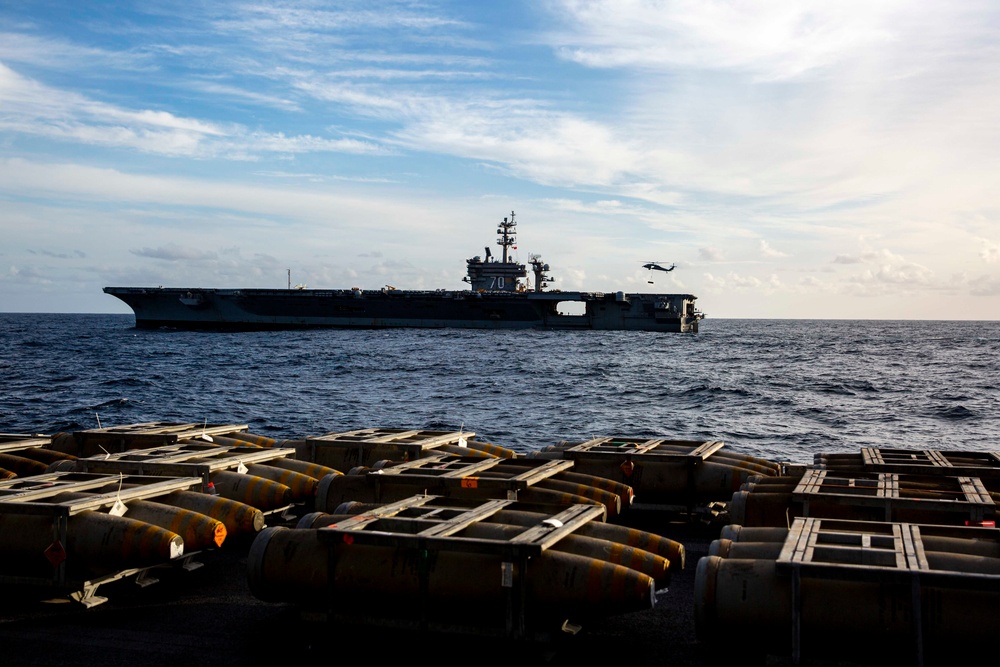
[104,212,704,332]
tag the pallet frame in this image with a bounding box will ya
[74,441,297,492]
[305,428,478,465]
[0,472,204,604]
[775,517,1000,664]
[356,454,575,501]
[70,421,251,455]
[792,469,995,523]
[852,448,1000,479]
[316,494,604,639]
[0,434,52,453]
[558,437,726,515]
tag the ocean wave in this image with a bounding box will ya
[2,315,998,458]
[936,405,976,420]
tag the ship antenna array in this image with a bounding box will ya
[496,210,517,264]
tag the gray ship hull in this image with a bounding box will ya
[103,287,702,332]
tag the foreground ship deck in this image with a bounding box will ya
[104,211,703,332]
[4,422,999,666]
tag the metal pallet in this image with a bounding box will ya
[357,455,574,498]
[69,421,251,455]
[305,428,479,467]
[563,436,725,459]
[0,472,205,606]
[0,434,52,453]
[776,517,1000,665]
[74,441,297,492]
[316,495,605,638]
[792,469,995,523]
[860,448,1000,478]
[557,437,728,515]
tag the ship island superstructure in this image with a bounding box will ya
[104,212,704,332]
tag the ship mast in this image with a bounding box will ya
[497,211,517,264]
[464,210,528,292]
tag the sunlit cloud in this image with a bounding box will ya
[546,0,898,80]
[979,238,1000,264]
[703,271,762,289]
[759,240,788,258]
[0,62,389,158]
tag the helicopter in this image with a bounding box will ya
[642,261,676,284]
[642,262,675,273]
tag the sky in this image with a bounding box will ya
[1,1,998,319]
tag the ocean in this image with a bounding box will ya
[1,314,998,464]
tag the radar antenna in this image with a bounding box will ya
[497,211,517,264]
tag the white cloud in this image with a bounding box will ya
[131,245,219,261]
[702,271,762,289]
[0,62,388,159]
[2,263,52,284]
[389,101,643,188]
[699,247,725,262]
[0,31,147,70]
[970,275,1000,296]
[211,3,467,36]
[979,238,1000,263]
[759,240,788,258]
[546,0,899,80]
[0,157,436,232]
[839,248,934,295]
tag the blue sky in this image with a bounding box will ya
[1,0,998,318]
